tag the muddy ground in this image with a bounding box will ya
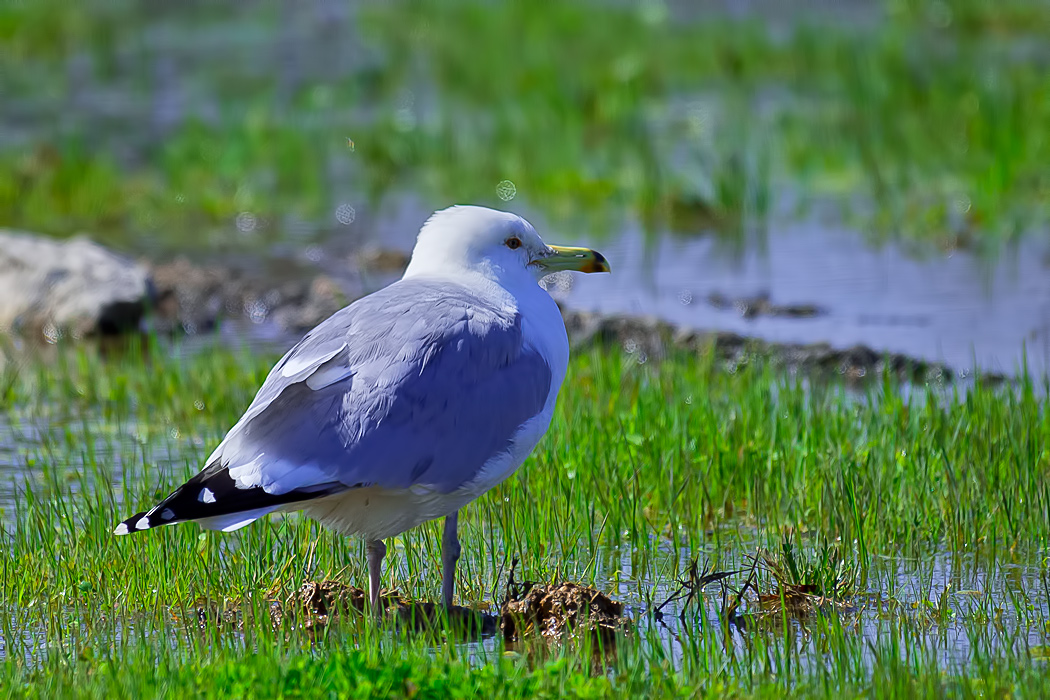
[193,576,628,644]
[147,256,975,385]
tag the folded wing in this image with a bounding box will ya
[115,278,553,534]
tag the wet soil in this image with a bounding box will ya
[269,580,499,636]
[149,258,348,336]
[562,308,965,384]
[501,581,628,644]
[706,291,825,320]
[194,579,497,637]
[193,577,630,643]
[143,255,974,385]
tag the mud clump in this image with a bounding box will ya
[755,583,836,616]
[707,291,824,320]
[269,580,498,637]
[270,580,368,629]
[750,547,859,619]
[501,581,627,643]
[193,581,371,631]
[149,258,347,334]
[561,308,971,385]
[720,547,861,633]
[192,577,615,642]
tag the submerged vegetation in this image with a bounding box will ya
[1,340,1048,696]
[1,0,1049,254]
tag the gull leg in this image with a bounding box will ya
[366,539,387,617]
[442,511,462,609]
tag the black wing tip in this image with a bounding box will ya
[113,510,149,535]
[113,469,348,536]
[113,504,183,535]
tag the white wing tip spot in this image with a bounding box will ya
[113,523,129,536]
[135,516,151,530]
[199,488,216,504]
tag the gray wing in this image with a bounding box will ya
[214,278,553,495]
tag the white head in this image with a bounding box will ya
[403,205,609,289]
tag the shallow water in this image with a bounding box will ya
[324,194,1050,380]
[383,543,1050,673]
[3,524,1045,675]
[641,547,1050,672]
[545,218,1050,379]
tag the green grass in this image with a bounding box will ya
[1,340,1048,696]
[1,0,1049,254]
[3,0,1050,693]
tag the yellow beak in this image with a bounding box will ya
[534,245,611,274]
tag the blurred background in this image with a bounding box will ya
[3,0,1049,377]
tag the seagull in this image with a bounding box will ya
[114,205,609,611]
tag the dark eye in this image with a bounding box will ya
[506,237,522,250]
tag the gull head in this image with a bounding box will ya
[403,205,609,287]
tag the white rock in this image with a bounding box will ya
[0,230,152,337]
